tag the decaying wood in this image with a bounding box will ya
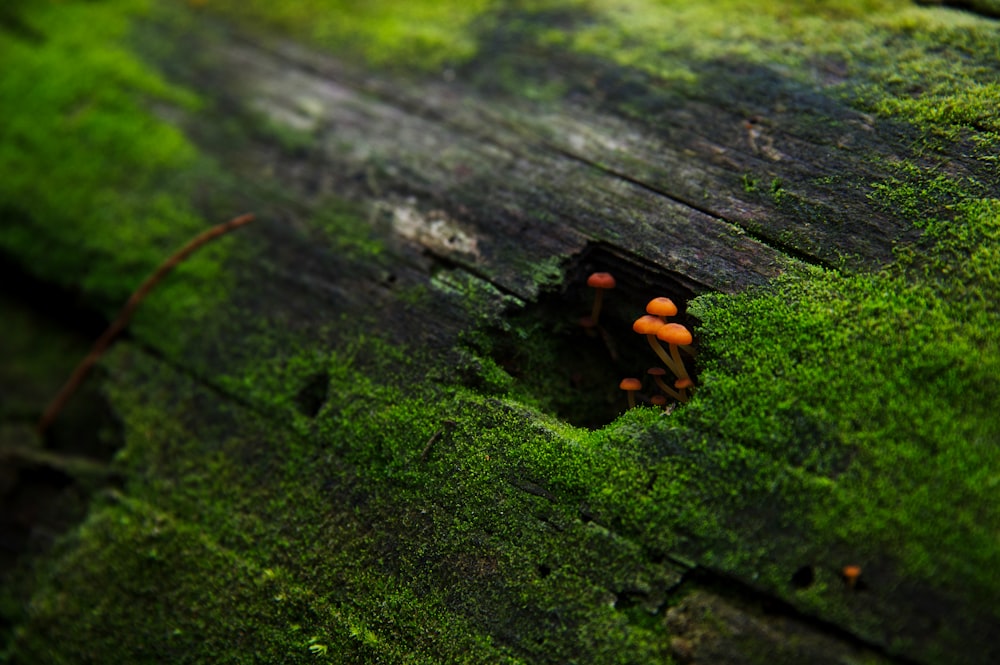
[5,4,999,665]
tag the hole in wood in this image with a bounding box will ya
[294,370,330,418]
[790,565,815,590]
[487,244,704,429]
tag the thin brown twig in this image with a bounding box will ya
[37,212,255,434]
[419,420,456,462]
[419,429,444,463]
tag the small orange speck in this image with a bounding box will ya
[842,565,862,588]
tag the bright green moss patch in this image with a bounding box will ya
[194,0,495,72]
[682,198,1000,627]
[852,11,1000,141]
[0,0,243,324]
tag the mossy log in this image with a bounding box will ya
[2,1,999,664]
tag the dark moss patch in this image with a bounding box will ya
[17,342,685,664]
[0,291,123,655]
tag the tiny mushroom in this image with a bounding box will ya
[650,394,667,407]
[842,565,862,589]
[656,323,693,382]
[619,377,642,409]
[674,376,694,402]
[647,367,684,401]
[646,297,678,319]
[586,272,616,325]
[633,315,680,376]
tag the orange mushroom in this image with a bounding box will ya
[674,377,694,402]
[650,394,667,407]
[647,367,684,401]
[619,377,642,409]
[656,323,693,382]
[586,272,616,325]
[633,315,680,376]
[842,565,862,589]
[646,297,677,319]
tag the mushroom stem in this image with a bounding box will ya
[843,565,862,590]
[670,344,690,382]
[648,368,684,401]
[590,288,605,324]
[647,335,681,376]
[585,272,616,326]
[633,316,681,376]
[619,377,642,409]
[674,377,694,403]
[653,375,685,401]
[656,323,694,382]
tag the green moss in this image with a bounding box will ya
[194,0,495,72]
[851,11,1000,141]
[308,201,386,260]
[0,0,248,334]
[7,494,420,664]
[680,197,1000,641]
[8,337,683,663]
[538,1,1000,146]
[190,0,1000,150]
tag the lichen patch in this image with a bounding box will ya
[391,201,481,260]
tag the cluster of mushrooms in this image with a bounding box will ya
[581,272,695,410]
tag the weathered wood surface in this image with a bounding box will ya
[2,2,999,664]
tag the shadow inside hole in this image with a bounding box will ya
[294,370,330,418]
[790,565,815,590]
[489,246,704,429]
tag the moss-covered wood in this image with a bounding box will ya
[2,1,999,663]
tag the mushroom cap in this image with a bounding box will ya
[618,377,642,391]
[587,272,617,289]
[650,395,668,406]
[646,297,678,317]
[842,565,862,580]
[647,367,667,377]
[656,322,693,345]
[632,315,665,335]
[674,377,694,390]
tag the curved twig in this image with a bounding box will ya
[37,213,255,434]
